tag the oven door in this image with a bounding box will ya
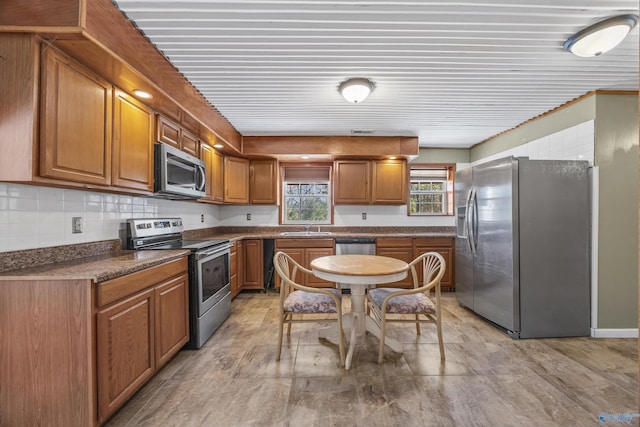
[196,245,231,316]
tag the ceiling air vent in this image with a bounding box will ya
[351,129,375,135]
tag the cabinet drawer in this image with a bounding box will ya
[275,238,334,249]
[413,237,454,247]
[376,237,412,248]
[97,257,188,307]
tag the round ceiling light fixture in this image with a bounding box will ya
[564,14,638,57]
[339,78,374,104]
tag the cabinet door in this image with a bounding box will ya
[112,90,154,191]
[180,128,199,157]
[155,273,189,369]
[274,247,305,288]
[157,115,181,149]
[372,159,407,204]
[377,241,413,288]
[211,149,225,202]
[305,247,335,288]
[200,143,215,201]
[230,242,239,298]
[243,239,264,290]
[97,288,155,422]
[334,160,370,204]
[40,47,112,185]
[250,159,278,204]
[413,238,455,291]
[224,156,250,203]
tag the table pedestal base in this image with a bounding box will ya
[319,286,403,369]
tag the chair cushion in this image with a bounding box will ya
[284,288,342,313]
[368,288,436,314]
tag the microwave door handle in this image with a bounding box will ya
[196,165,206,191]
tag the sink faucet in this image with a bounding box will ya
[305,224,313,234]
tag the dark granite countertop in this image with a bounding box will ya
[0,245,189,283]
[0,227,454,283]
[184,226,456,242]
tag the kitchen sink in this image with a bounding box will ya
[279,231,333,236]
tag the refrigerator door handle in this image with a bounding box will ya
[469,188,478,254]
[464,189,474,251]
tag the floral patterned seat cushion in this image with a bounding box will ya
[284,288,342,313]
[368,288,436,314]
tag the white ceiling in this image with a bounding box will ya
[113,0,639,148]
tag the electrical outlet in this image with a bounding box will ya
[72,217,83,234]
[201,214,205,223]
[246,213,252,221]
[362,212,367,220]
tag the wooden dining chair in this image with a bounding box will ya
[273,251,346,366]
[366,252,446,364]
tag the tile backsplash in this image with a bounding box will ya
[0,184,219,252]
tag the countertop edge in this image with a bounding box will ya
[0,250,191,282]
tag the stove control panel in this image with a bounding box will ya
[127,218,184,238]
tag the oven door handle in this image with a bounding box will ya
[196,243,232,260]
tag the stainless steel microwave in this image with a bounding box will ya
[154,142,206,199]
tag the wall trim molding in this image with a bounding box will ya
[591,328,638,338]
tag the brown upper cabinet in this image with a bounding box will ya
[250,159,278,205]
[112,89,155,191]
[40,46,155,192]
[40,46,113,186]
[224,156,250,204]
[157,115,199,157]
[199,143,225,203]
[334,159,407,205]
[334,160,371,204]
[372,159,407,204]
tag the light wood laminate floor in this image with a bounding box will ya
[106,292,638,427]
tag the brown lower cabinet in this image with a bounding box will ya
[376,238,414,288]
[0,256,189,427]
[275,239,335,287]
[230,241,240,298]
[413,238,455,291]
[242,239,264,290]
[96,258,189,423]
[377,237,455,291]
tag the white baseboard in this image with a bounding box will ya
[591,328,638,338]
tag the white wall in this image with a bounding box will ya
[465,120,595,167]
[0,183,219,252]
[218,204,456,227]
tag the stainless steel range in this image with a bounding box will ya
[126,218,232,349]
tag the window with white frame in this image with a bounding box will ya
[409,165,454,216]
[281,165,332,224]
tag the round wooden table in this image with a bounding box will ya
[310,254,408,369]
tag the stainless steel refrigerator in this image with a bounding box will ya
[455,156,590,338]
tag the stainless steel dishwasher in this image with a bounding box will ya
[335,237,376,256]
[334,238,376,289]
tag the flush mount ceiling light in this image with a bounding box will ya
[339,78,374,104]
[564,14,638,57]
